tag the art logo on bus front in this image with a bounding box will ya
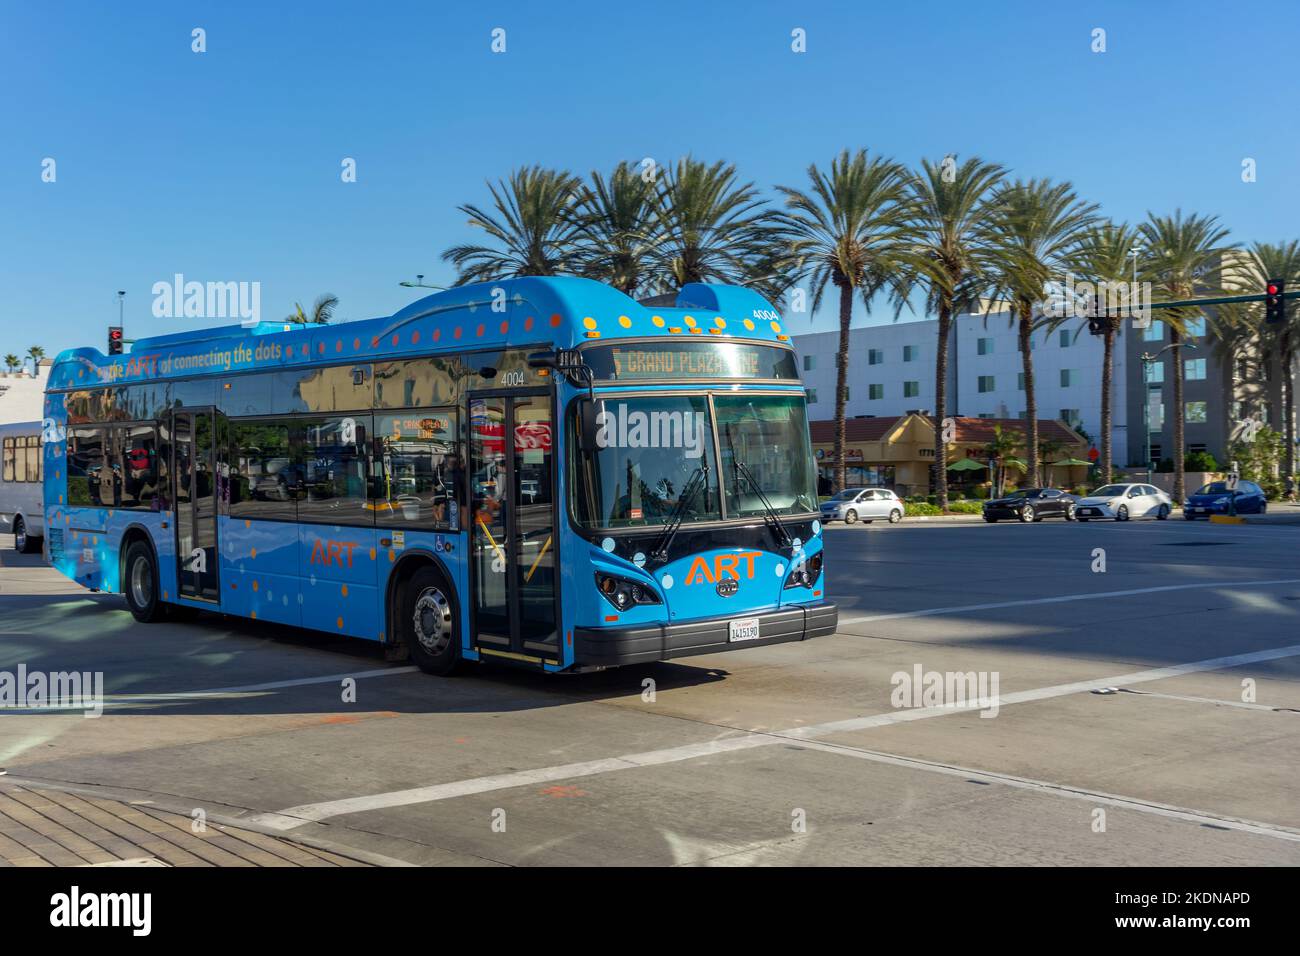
[594,403,706,458]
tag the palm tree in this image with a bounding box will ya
[1075,222,1141,483]
[651,157,774,288]
[982,423,1024,497]
[285,293,339,325]
[443,166,583,284]
[1139,211,1235,502]
[3,354,19,376]
[572,162,663,297]
[987,179,1100,486]
[1242,241,1300,478]
[903,156,1006,511]
[26,345,45,376]
[777,149,911,491]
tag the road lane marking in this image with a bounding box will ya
[792,740,1300,843]
[1115,687,1297,713]
[834,578,1300,628]
[249,641,1300,830]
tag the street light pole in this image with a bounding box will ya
[1140,340,1196,485]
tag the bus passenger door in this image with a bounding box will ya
[173,408,221,601]
[468,392,558,662]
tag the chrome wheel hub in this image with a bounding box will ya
[412,587,452,655]
[130,555,152,607]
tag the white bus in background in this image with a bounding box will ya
[0,421,44,553]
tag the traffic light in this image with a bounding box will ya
[108,326,124,354]
[1265,279,1286,324]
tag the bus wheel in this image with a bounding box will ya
[14,517,37,554]
[402,566,461,676]
[123,541,165,623]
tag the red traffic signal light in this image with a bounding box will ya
[1265,279,1286,324]
[108,326,124,354]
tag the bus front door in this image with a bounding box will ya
[468,392,558,662]
[172,408,221,601]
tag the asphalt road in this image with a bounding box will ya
[1,515,1298,866]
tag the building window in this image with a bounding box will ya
[977,337,993,355]
[1185,358,1206,380]
[1060,369,1077,387]
[868,383,883,400]
[1150,444,1163,461]
[803,354,815,371]
[903,381,920,398]
[1144,320,1164,342]
[978,413,995,419]
[1184,316,1206,338]
[1144,362,1164,384]
[903,345,918,362]
[1060,409,1080,426]
[978,375,995,393]
[1017,372,1025,391]
[868,349,884,365]
[806,387,818,404]
[1185,401,1207,424]
[844,386,851,401]
[1059,329,1073,348]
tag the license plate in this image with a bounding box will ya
[1192,507,1205,512]
[728,618,761,643]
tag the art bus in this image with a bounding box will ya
[41,277,835,674]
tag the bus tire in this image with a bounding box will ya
[14,516,38,554]
[401,565,462,676]
[123,540,165,623]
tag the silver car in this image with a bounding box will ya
[819,487,905,525]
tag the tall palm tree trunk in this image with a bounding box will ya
[833,279,853,492]
[1284,336,1296,481]
[1171,326,1186,502]
[1018,305,1038,485]
[934,298,952,510]
[1100,325,1115,483]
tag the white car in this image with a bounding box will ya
[1074,482,1173,522]
[819,487,905,525]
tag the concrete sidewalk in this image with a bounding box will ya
[0,782,370,867]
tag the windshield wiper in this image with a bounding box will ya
[733,460,793,550]
[650,465,708,564]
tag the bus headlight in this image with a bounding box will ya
[595,573,662,610]
[783,552,823,589]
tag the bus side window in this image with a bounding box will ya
[68,427,105,507]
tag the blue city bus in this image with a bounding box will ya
[42,277,836,674]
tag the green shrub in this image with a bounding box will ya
[947,501,983,514]
[1184,450,1219,472]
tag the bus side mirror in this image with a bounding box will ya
[578,400,602,454]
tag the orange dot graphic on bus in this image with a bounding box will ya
[652,315,665,328]
[411,330,420,344]
[453,327,463,339]
[582,317,597,330]
[369,547,376,561]
[770,320,782,333]
[353,338,361,350]
[336,617,344,629]
[371,336,380,348]
[251,610,257,619]
[476,323,485,337]
[318,342,326,354]
[524,316,534,331]
[684,315,697,327]
[550,314,562,327]
[619,315,632,328]
[500,320,509,334]
[391,334,400,346]
[252,580,259,592]
[433,328,441,342]
[388,550,396,562]
[244,520,251,529]
[335,340,343,352]
[341,585,348,597]
[250,548,257,559]
[743,318,755,331]
[715,316,726,328]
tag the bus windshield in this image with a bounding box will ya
[572,393,817,529]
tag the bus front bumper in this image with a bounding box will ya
[572,601,838,668]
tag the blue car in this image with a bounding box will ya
[1183,480,1268,519]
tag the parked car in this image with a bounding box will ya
[1074,482,1173,521]
[1183,480,1268,519]
[982,487,1077,523]
[819,487,905,524]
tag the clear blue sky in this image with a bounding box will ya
[2,0,1297,358]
